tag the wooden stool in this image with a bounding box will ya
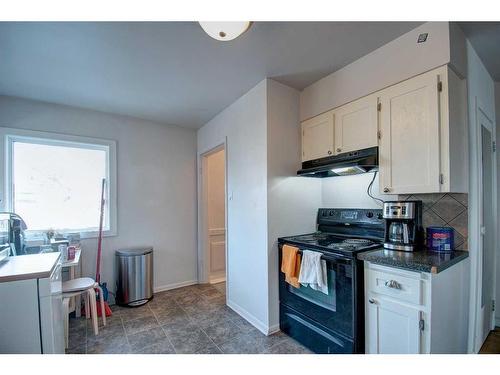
[62,277,106,349]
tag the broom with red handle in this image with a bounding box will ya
[95,178,112,317]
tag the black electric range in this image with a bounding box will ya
[278,208,384,354]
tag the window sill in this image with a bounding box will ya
[25,228,118,242]
[78,229,118,240]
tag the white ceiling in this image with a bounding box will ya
[0,22,422,128]
[459,22,500,81]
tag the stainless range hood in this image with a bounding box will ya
[297,147,378,178]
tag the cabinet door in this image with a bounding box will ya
[379,70,441,194]
[366,296,422,354]
[301,111,334,162]
[334,94,378,154]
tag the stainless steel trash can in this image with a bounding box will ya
[115,247,153,306]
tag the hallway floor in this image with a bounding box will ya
[479,327,500,354]
[66,282,312,354]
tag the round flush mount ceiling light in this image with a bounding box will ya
[199,22,252,41]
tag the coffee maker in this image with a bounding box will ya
[383,201,423,252]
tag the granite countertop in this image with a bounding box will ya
[357,247,469,274]
[0,252,60,283]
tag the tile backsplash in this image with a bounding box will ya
[398,193,468,251]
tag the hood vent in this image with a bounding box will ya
[297,147,378,178]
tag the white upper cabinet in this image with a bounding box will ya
[378,65,467,195]
[334,94,378,154]
[301,110,334,162]
[378,68,441,194]
[299,65,467,195]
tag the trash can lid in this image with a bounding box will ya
[115,247,153,256]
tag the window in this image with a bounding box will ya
[0,128,117,237]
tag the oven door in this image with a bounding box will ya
[279,244,355,340]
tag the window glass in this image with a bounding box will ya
[13,140,108,232]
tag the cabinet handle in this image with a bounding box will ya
[384,280,401,289]
[327,150,332,155]
[368,298,376,304]
[383,187,390,193]
[336,148,342,153]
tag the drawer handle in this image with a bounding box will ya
[384,280,401,289]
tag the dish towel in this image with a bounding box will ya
[298,250,329,295]
[281,244,302,288]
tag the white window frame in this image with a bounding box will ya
[0,127,117,239]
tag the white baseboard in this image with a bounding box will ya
[209,276,226,284]
[268,323,280,335]
[495,316,500,328]
[154,279,198,293]
[227,298,274,336]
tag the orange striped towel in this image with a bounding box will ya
[281,244,301,288]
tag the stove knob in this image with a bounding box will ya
[322,211,327,217]
[377,213,383,219]
[366,212,374,218]
[329,211,334,216]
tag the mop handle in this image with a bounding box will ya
[96,178,106,284]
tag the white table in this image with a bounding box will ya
[61,249,82,317]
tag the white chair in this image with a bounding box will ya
[62,277,106,349]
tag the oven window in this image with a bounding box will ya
[288,267,336,312]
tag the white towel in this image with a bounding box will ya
[298,250,329,295]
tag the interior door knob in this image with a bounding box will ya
[368,298,376,304]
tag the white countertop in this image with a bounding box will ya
[0,252,60,283]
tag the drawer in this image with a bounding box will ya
[368,268,422,305]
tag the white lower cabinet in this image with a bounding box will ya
[367,295,423,354]
[364,261,469,354]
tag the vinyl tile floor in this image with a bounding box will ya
[66,282,312,354]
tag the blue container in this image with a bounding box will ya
[426,227,454,252]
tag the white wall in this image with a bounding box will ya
[322,173,396,209]
[197,80,270,331]
[0,95,198,294]
[266,80,322,331]
[197,79,321,333]
[300,22,456,121]
[465,40,497,352]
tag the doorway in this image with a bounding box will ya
[476,107,497,348]
[200,145,227,287]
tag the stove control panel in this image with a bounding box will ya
[317,208,384,226]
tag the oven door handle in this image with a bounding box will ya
[296,248,352,263]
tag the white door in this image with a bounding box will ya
[301,111,334,162]
[205,148,226,283]
[367,296,422,354]
[334,94,378,154]
[379,70,441,194]
[478,110,496,345]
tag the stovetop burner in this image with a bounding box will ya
[278,208,384,256]
[342,238,373,246]
[284,232,380,253]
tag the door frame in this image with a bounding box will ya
[197,138,228,293]
[469,98,497,352]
